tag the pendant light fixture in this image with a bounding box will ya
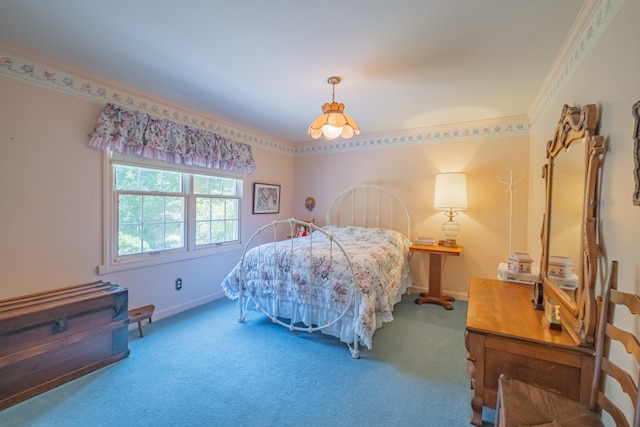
[308,76,360,140]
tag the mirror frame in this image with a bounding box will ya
[633,100,640,205]
[540,104,604,348]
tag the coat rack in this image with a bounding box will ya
[496,170,525,255]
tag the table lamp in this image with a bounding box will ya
[433,172,467,247]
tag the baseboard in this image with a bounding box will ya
[408,286,468,302]
[128,290,226,331]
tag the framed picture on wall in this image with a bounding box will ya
[253,183,281,214]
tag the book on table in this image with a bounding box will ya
[414,237,435,245]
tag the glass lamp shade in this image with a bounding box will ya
[308,101,360,140]
[322,124,343,139]
[433,173,468,247]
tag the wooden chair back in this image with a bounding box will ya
[590,260,640,427]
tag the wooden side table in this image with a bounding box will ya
[411,244,463,310]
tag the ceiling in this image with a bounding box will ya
[0,0,588,144]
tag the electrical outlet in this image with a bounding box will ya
[175,278,182,291]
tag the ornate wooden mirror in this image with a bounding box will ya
[540,104,605,347]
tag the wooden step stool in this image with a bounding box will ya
[128,305,155,337]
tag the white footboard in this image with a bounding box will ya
[236,219,361,359]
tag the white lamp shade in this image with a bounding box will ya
[433,173,468,210]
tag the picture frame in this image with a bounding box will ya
[253,183,280,214]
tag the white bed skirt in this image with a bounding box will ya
[239,271,413,348]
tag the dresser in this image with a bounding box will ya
[464,277,594,426]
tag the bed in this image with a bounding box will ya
[220,185,413,358]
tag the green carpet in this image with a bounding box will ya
[0,294,495,426]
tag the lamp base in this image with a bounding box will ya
[441,220,462,247]
[442,238,458,248]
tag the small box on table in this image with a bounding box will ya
[507,252,533,273]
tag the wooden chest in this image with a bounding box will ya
[0,281,129,410]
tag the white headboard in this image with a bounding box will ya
[325,185,411,240]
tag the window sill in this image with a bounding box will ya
[97,242,244,274]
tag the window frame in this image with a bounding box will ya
[98,151,244,274]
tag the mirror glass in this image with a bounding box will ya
[547,139,584,300]
[541,104,604,348]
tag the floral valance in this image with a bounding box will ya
[88,103,256,174]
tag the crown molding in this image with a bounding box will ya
[0,1,621,156]
[294,117,530,155]
[0,45,295,156]
[0,47,529,155]
[528,0,624,128]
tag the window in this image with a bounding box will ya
[193,175,239,246]
[100,154,243,273]
[115,166,185,255]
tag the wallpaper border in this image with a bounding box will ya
[0,51,295,156]
[294,119,531,155]
[0,52,529,155]
[0,0,622,156]
[528,0,624,128]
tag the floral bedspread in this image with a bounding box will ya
[221,226,413,349]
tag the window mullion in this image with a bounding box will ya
[186,173,196,251]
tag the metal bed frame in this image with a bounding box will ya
[236,185,411,359]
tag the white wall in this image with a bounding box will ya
[1,1,638,418]
[0,75,295,320]
[527,0,640,422]
[293,135,530,300]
